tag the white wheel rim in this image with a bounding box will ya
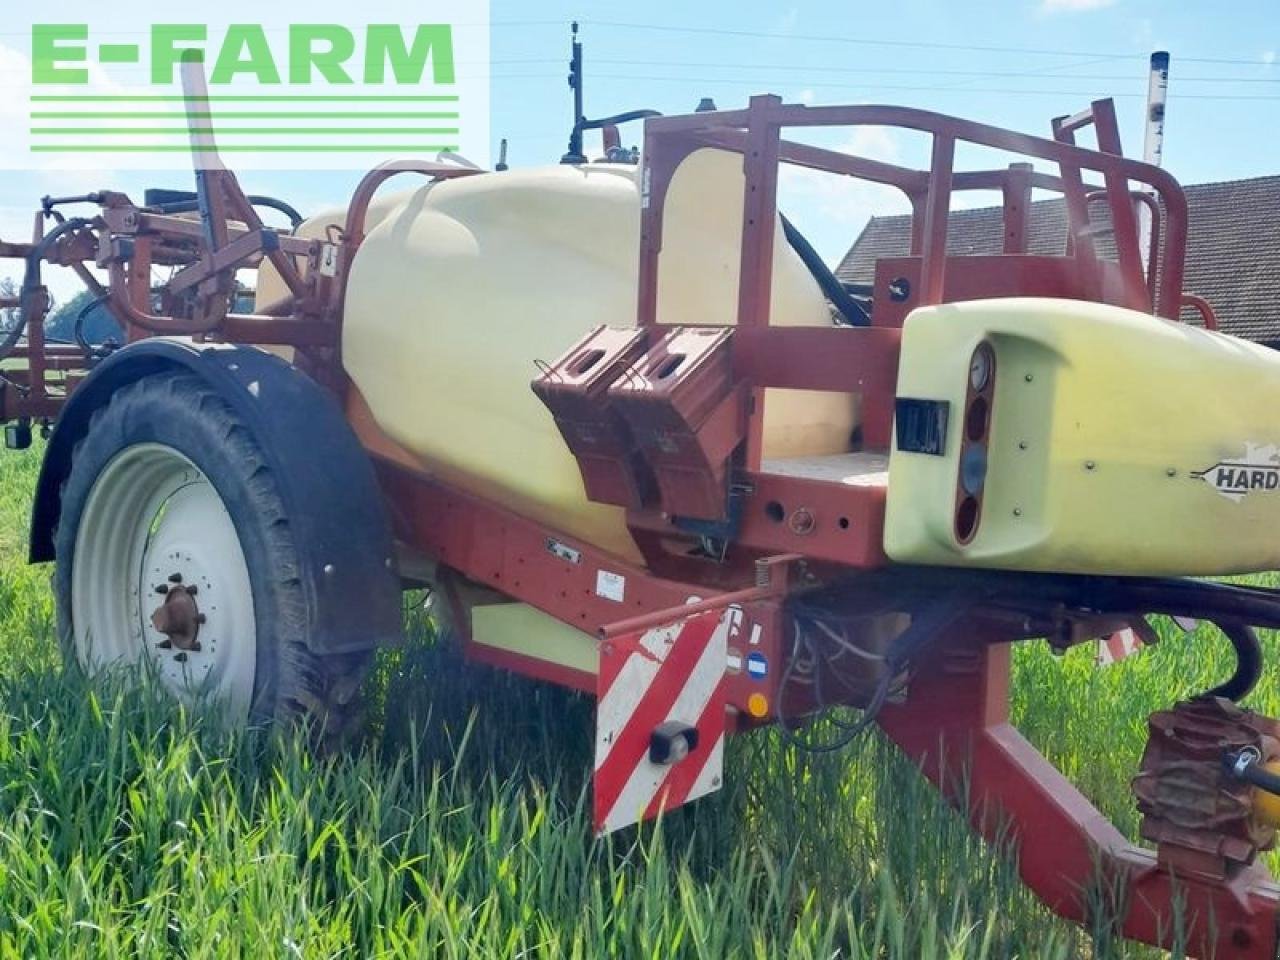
[71,442,257,717]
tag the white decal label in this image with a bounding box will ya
[318,244,340,278]
[724,605,743,642]
[596,570,626,603]
[546,538,582,565]
[1193,443,1280,502]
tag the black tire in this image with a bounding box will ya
[53,371,370,745]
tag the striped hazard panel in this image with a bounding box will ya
[594,609,728,835]
[1097,626,1145,666]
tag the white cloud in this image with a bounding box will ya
[0,41,136,176]
[1040,0,1117,12]
[777,127,913,262]
[1264,50,1277,66]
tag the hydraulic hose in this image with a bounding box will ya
[779,588,976,752]
[0,217,92,362]
[1241,761,1280,798]
[1205,620,1263,702]
[780,214,872,327]
[73,293,115,360]
[1225,749,1280,803]
[148,194,304,229]
[795,568,1280,706]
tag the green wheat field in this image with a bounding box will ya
[0,444,1275,958]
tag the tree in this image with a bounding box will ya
[0,277,18,337]
[43,289,122,346]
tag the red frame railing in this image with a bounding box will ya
[632,94,1194,470]
[637,94,1190,331]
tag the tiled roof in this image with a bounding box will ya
[834,174,1280,343]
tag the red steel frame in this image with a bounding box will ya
[0,92,1267,956]
[879,638,1280,959]
[611,94,1269,957]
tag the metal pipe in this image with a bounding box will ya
[642,101,1192,318]
[1180,292,1218,330]
[0,217,91,361]
[561,22,586,163]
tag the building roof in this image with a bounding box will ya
[834,174,1280,343]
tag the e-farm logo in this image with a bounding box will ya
[16,8,489,170]
[32,25,457,88]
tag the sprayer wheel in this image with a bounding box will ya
[52,371,369,746]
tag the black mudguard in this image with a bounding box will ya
[30,338,402,655]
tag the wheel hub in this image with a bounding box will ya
[150,575,205,652]
[70,443,257,715]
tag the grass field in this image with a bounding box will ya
[0,443,1276,958]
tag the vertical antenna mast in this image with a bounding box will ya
[1144,51,1170,166]
[1138,51,1170,284]
[181,52,224,173]
[561,22,587,164]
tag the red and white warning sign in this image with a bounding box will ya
[593,609,728,835]
[1097,627,1144,666]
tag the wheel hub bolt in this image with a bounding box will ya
[150,583,203,652]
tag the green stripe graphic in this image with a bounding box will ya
[32,128,460,136]
[32,144,461,153]
[31,112,458,119]
[31,95,459,103]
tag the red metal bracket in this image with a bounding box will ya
[532,324,655,509]
[877,641,1280,959]
[609,326,746,521]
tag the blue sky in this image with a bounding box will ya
[3,0,1277,298]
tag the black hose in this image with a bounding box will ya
[73,293,114,360]
[1224,749,1280,798]
[1092,577,1280,630]
[577,109,662,130]
[794,568,1280,706]
[957,576,1267,701]
[148,194,304,229]
[780,214,871,327]
[1239,759,1280,797]
[1203,620,1263,702]
[814,568,1280,633]
[778,589,974,753]
[0,217,91,362]
[564,109,663,164]
[246,195,304,229]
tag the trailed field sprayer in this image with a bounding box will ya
[4,50,1280,955]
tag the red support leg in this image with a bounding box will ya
[876,641,1280,959]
